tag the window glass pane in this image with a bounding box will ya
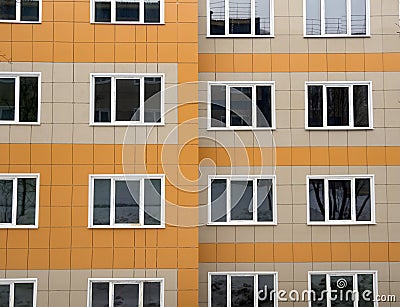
[329,180,351,220]
[92,282,109,307]
[115,180,140,224]
[19,77,38,122]
[358,274,374,307]
[0,284,10,306]
[116,0,139,21]
[327,87,349,126]
[255,0,270,35]
[309,179,325,222]
[310,274,327,307]
[144,0,160,23]
[144,77,162,123]
[16,178,36,225]
[114,284,139,307]
[351,0,366,35]
[325,0,347,34]
[143,282,161,307]
[258,274,275,306]
[94,77,111,122]
[230,87,252,126]
[116,79,140,121]
[0,180,13,224]
[95,1,111,22]
[93,179,111,225]
[144,179,161,225]
[211,275,227,307]
[231,181,253,221]
[229,0,251,34]
[211,85,226,127]
[210,0,225,35]
[330,275,354,307]
[0,78,15,121]
[21,0,39,21]
[355,178,371,221]
[308,85,323,127]
[353,85,369,127]
[14,283,34,307]
[256,86,272,127]
[0,0,16,20]
[306,0,321,35]
[211,179,227,222]
[257,179,273,222]
[231,276,254,307]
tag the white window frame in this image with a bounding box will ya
[0,278,38,307]
[0,0,42,23]
[90,73,165,126]
[207,81,276,130]
[0,174,40,229]
[90,0,165,24]
[206,0,274,37]
[0,73,41,125]
[208,175,277,226]
[305,81,373,130]
[88,174,165,229]
[87,278,164,307]
[303,0,370,37]
[208,272,278,307]
[306,175,375,225]
[308,271,378,307]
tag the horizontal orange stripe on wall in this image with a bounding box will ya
[199,53,400,73]
[199,242,400,263]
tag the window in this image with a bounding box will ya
[89,175,165,228]
[0,0,41,23]
[209,272,277,306]
[91,0,163,23]
[0,279,37,307]
[88,278,163,307]
[208,0,274,36]
[90,74,164,125]
[0,73,40,124]
[208,82,275,129]
[307,175,375,225]
[306,82,372,129]
[309,271,377,307]
[0,174,39,228]
[304,0,369,36]
[208,176,276,225]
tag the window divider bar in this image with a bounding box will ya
[324,178,329,222]
[251,0,256,35]
[225,85,230,128]
[109,281,114,307]
[326,274,331,307]
[254,275,258,307]
[227,274,232,305]
[11,178,18,226]
[15,0,21,22]
[14,77,20,123]
[226,179,231,222]
[110,178,116,226]
[347,0,352,35]
[140,77,145,123]
[321,0,326,35]
[140,0,145,23]
[322,84,327,127]
[225,0,229,35]
[140,178,145,226]
[139,281,144,307]
[253,178,257,223]
[351,178,357,222]
[354,274,359,307]
[10,282,15,307]
[349,84,354,127]
[111,77,116,123]
[111,0,116,23]
[252,85,256,127]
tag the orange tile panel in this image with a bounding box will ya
[234,54,253,72]
[178,248,199,268]
[271,54,290,72]
[49,248,71,269]
[290,53,309,72]
[113,248,135,269]
[157,248,178,268]
[178,291,198,307]
[178,268,198,290]
[274,243,294,262]
[327,53,346,72]
[6,249,28,269]
[346,53,365,72]
[71,248,92,269]
[92,247,113,268]
[28,249,49,270]
[253,54,272,72]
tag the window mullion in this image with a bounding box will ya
[326,274,331,307]
[226,86,230,128]
[252,85,256,128]
[110,178,116,226]
[109,282,114,307]
[15,0,21,22]
[227,179,231,222]
[15,77,20,123]
[253,179,257,223]
[351,178,356,222]
[347,0,351,35]
[140,179,145,226]
[321,0,326,35]
[322,85,327,127]
[251,0,255,35]
[10,282,14,307]
[254,274,258,307]
[111,0,116,23]
[227,275,231,305]
[139,281,144,307]
[12,178,18,226]
[140,0,145,23]
[349,85,354,127]
[111,77,116,123]
[354,274,359,307]
[225,0,229,35]
[324,178,329,222]
[140,77,145,123]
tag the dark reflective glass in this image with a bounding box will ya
[211,275,227,307]
[21,0,39,21]
[93,179,111,225]
[116,1,139,22]
[355,179,371,221]
[19,77,38,122]
[0,180,13,224]
[258,274,275,306]
[0,78,15,121]
[229,0,251,34]
[231,181,253,221]
[308,85,323,127]
[255,0,270,35]
[0,284,10,306]
[14,283,34,307]
[211,85,226,127]
[144,179,161,225]
[329,180,351,220]
[310,274,327,307]
[94,77,111,122]
[325,0,347,34]
[116,79,140,121]
[309,179,325,221]
[330,275,354,307]
[144,77,161,123]
[114,283,139,307]
[210,0,225,35]
[92,282,109,307]
[16,178,36,225]
[257,179,273,222]
[143,282,161,307]
[230,87,252,126]
[358,274,374,307]
[95,2,111,22]
[353,85,369,127]
[327,87,349,126]
[115,180,140,224]
[306,0,321,35]
[256,86,271,127]
[0,0,16,20]
[211,179,227,222]
[144,0,160,23]
[351,0,366,35]
[231,276,254,307]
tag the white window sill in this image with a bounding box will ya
[91,21,165,25]
[0,122,40,126]
[304,34,370,38]
[207,35,275,38]
[207,222,277,226]
[207,127,276,131]
[308,221,376,226]
[306,126,374,131]
[89,225,165,229]
[0,225,38,229]
[90,122,165,127]
[0,20,41,24]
